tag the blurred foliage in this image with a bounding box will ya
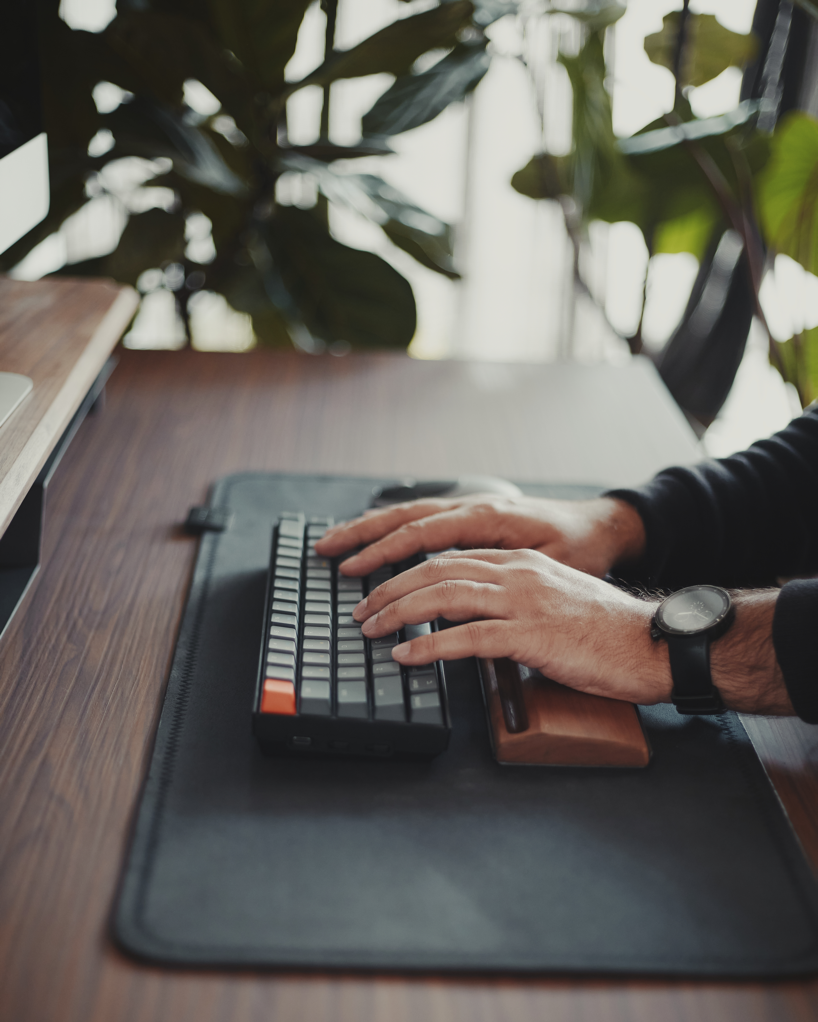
[644,13,757,89]
[4,0,501,350]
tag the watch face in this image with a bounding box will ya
[656,586,731,635]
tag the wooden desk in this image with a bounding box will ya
[1,348,816,1022]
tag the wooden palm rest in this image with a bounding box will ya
[478,658,651,767]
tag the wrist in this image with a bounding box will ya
[593,497,646,570]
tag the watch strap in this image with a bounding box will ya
[667,632,725,715]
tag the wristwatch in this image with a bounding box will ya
[651,585,734,715]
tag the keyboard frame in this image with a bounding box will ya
[252,520,452,760]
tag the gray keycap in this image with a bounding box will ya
[408,672,438,693]
[267,651,296,670]
[304,613,331,626]
[270,625,297,641]
[278,537,302,550]
[337,681,368,718]
[307,557,330,569]
[300,679,331,715]
[306,569,331,581]
[272,600,298,615]
[306,590,331,602]
[337,652,365,667]
[303,651,330,666]
[403,622,432,641]
[410,691,443,725]
[268,637,296,654]
[374,676,405,721]
[371,634,399,649]
[337,640,364,653]
[337,627,362,640]
[273,589,300,604]
[307,524,328,537]
[337,615,357,627]
[271,612,297,628]
[306,578,331,591]
[276,556,302,570]
[337,577,364,592]
[337,666,366,681]
[279,519,305,539]
[301,664,330,680]
[305,601,331,614]
[304,625,331,639]
[274,567,301,581]
[370,646,397,662]
[372,661,401,677]
[303,638,330,652]
[275,577,300,592]
[264,664,295,682]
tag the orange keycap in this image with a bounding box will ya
[260,678,296,715]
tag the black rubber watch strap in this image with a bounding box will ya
[668,633,725,715]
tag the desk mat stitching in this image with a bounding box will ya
[115,472,818,974]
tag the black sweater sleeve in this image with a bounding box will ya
[606,406,818,721]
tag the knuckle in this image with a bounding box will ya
[438,578,459,603]
[425,557,448,580]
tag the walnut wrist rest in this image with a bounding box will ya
[478,658,651,767]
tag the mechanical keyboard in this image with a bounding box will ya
[252,514,451,759]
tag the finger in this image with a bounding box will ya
[360,580,509,638]
[355,554,506,620]
[314,501,454,557]
[390,620,513,664]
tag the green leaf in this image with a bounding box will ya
[618,100,760,156]
[510,153,571,200]
[107,208,188,285]
[264,206,417,348]
[644,13,758,89]
[757,111,818,277]
[361,41,490,137]
[279,140,395,162]
[294,1,475,88]
[210,261,293,347]
[381,219,460,279]
[774,325,818,405]
[104,98,247,195]
[653,206,718,260]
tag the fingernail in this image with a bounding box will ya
[352,598,368,621]
[391,642,409,660]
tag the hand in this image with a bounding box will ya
[315,494,646,579]
[353,548,671,705]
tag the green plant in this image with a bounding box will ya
[6,0,506,350]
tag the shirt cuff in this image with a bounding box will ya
[773,579,818,723]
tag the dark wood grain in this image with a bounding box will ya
[1,348,817,1022]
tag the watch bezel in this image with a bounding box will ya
[652,585,733,637]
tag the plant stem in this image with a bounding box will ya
[319,0,338,141]
[672,0,691,104]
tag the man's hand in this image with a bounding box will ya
[315,494,646,579]
[352,548,671,705]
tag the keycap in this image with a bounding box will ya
[268,651,296,671]
[276,556,302,570]
[303,651,330,666]
[337,666,366,681]
[305,601,331,614]
[372,661,401,677]
[270,625,297,641]
[373,677,405,721]
[337,577,364,593]
[307,557,331,569]
[271,612,297,628]
[337,681,368,718]
[300,679,331,715]
[301,664,330,680]
[261,678,296,714]
[307,578,331,591]
[273,589,300,604]
[337,652,365,667]
[410,691,443,725]
[272,601,298,615]
[306,569,331,580]
[403,622,432,640]
[408,672,438,693]
[337,615,357,627]
[304,625,331,639]
[337,640,364,653]
[307,524,328,537]
[268,637,296,654]
[371,634,399,649]
[279,519,305,539]
[303,638,330,652]
[274,567,301,581]
[337,627,363,640]
[275,578,300,592]
[370,646,397,662]
[305,613,331,626]
[306,590,331,602]
[278,537,302,551]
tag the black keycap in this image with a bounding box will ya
[337,640,364,653]
[336,680,368,718]
[403,622,432,641]
[371,634,399,649]
[337,666,367,681]
[410,691,443,725]
[304,613,332,627]
[373,676,405,721]
[337,627,363,640]
[271,612,297,628]
[337,652,365,667]
[270,625,297,641]
[304,625,331,639]
[302,664,330,680]
[303,651,330,666]
[300,680,331,715]
[408,672,438,693]
[267,651,296,671]
[303,638,330,652]
[370,646,397,662]
[372,661,401,677]
[268,637,296,654]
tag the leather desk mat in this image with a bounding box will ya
[115,473,818,975]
